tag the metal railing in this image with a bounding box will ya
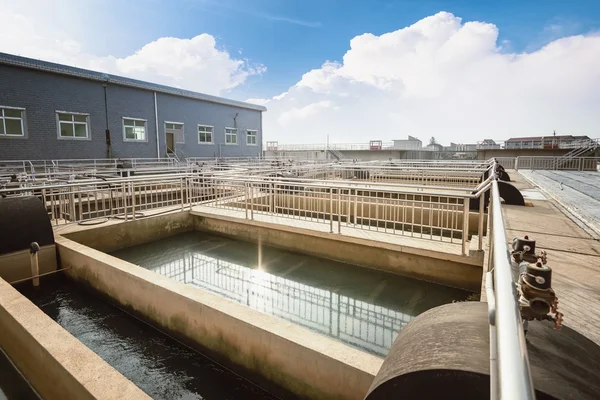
[485,169,535,400]
[515,156,599,171]
[1,171,490,255]
[1,159,537,396]
[477,137,599,150]
[191,175,490,255]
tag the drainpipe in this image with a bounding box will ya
[154,91,160,158]
[102,75,111,159]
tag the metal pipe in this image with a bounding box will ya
[154,91,160,159]
[9,266,72,285]
[490,179,535,399]
[29,242,40,287]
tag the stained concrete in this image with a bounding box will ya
[56,235,382,400]
[192,212,483,291]
[0,277,149,400]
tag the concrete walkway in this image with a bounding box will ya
[519,170,600,237]
[503,171,600,346]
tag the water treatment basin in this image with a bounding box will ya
[110,231,471,357]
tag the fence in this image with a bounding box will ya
[485,173,535,399]
[1,160,537,396]
[515,156,599,171]
[192,175,490,255]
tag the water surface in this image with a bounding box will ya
[111,231,470,357]
[16,276,279,400]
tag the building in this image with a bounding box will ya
[0,53,266,161]
[447,142,478,152]
[505,135,590,149]
[393,136,422,150]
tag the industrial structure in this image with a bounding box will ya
[0,53,266,162]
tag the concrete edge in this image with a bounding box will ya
[190,210,483,267]
[0,277,150,400]
[518,171,600,240]
[55,235,382,400]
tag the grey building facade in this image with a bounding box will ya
[0,52,266,161]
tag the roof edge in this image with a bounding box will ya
[0,52,267,112]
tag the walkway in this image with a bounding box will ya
[503,170,600,346]
[519,170,600,237]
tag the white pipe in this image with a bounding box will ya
[154,91,160,159]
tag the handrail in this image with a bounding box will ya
[489,175,535,399]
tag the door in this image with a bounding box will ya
[166,132,175,154]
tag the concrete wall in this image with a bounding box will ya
[0,64,263,160]
[477,148,571,160]
[56,236,381,400]
[0,245,57,283]
[0,277,149,400]
[63,211,194,253]
[227,193,488,236]
[192,213,483,291]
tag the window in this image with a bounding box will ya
[246,129,258,146]
[123,118,147,141]
[225,127,237,145]
[198,125,213,144]
[0,107,25,137]
[57,112,89,139]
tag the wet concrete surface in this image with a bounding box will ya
[16,275,280,400]
[0,349,39,400]
[111,231,471,357]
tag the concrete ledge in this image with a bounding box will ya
[192,212,483,292]
[56,236,382,400]
[62,211,194,253]
[0,277,149,400]
[0,245,57,283]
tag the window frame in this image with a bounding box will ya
[246,129,258,146]
[224,127,238,145]
[0,106,26,139]
[122,117,148,142]
[56,110,91,140]
[197,124,214,145]
[165,121,185,144]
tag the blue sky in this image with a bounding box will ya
[92,0,600,100]
[2,0,600,143]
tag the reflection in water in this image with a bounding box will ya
[16,276,279,400]
[112,232,469,357]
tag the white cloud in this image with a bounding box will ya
[259,12,600,144]
[0,2,264,96]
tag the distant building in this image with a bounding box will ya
[505,135,591,149]
[448,142,478,151]
[393,136,422,150]
[425,143,444,151]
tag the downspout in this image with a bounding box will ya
[154,91,160,158]
[102,75,111,159]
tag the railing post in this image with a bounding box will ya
[245,183,249,219]
[329,189,334,233]
[337,189,342,234]
[131,181,136,220]
[250,185,254,220]
[478,191,485,251]
[180,177,185,211]
[462,197,470,255]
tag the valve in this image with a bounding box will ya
[513,236,563,331]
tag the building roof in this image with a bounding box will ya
[0,52,267,112]
[506,135,590,142]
